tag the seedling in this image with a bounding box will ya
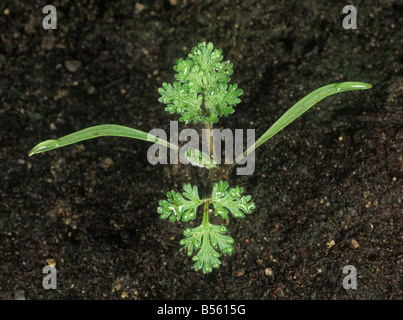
[29,42,371,273]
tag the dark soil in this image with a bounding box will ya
[0,0,401,300]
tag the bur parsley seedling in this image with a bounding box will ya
[29,42,371,274]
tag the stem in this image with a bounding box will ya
[205,121,214,159]
[204,167,217,196]
[202,199,209,227]
[202,166,217,226]
[202,120,219,226]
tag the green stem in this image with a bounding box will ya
[202,119,219,226]
[202,163,217,227]
[205,121,214,159]
[202,200,210,227]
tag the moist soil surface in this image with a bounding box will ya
[0,1,401,299]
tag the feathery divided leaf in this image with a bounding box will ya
[211,180,256,219]
[180,224,235,274]
[157,183,202,222]
[158,42,242,124]
[158,82,203,124]
[204,83,242,119]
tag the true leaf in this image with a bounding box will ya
[157,183,202,222]
[180,223,235,274]
[210,180,256,219]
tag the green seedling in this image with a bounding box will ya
[29,42,371,273]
